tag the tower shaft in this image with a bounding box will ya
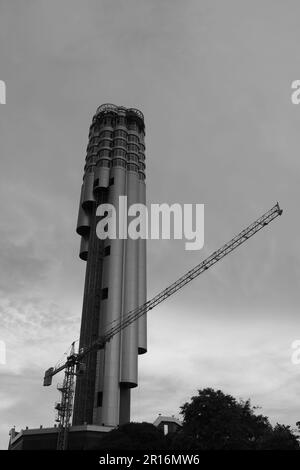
[73,104,147,427]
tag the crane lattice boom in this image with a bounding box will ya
[95,202,282,349]
[44,202,282,450]
[44,202,282,384]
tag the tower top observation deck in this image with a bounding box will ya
[93,103,145,131]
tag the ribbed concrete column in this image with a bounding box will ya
[138,178,147,354]
[119,169,139,424]
[100,167,126,426]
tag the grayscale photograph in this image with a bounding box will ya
[0,0,299,462]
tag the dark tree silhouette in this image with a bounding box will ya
[88,422,167,451]
[256,423,299,450]
[87,389,299,450]
[172,388,299,450]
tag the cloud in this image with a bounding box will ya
[131,308,300,428]
[0,238,50,295]
[0,369,62,450]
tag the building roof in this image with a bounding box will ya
[153,415,182,428]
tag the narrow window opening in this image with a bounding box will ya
[101,287,108,300]
[97,391,103,407]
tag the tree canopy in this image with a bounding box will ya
[172,388,299,450]
[88,422,167,451]
[89,388,299,450]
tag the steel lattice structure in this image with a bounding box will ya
[44,202,282,449]
[54,343,76,450]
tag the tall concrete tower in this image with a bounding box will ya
[73,104,147,428]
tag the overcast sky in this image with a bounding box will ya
[0,0,300,450]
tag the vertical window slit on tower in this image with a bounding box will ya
[101,287,108,300]
[97,391,103,407]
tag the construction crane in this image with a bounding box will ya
[43,202,282,450]
[53,342,77,451]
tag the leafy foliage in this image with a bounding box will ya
[89,422,167,451]
[88,389,299,450]
[176,388,299,450]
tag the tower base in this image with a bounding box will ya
[8,424,113,450]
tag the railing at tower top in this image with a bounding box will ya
[95,103,144,121]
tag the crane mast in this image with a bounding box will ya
[44,202,282,449]
[54,342,76,450]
